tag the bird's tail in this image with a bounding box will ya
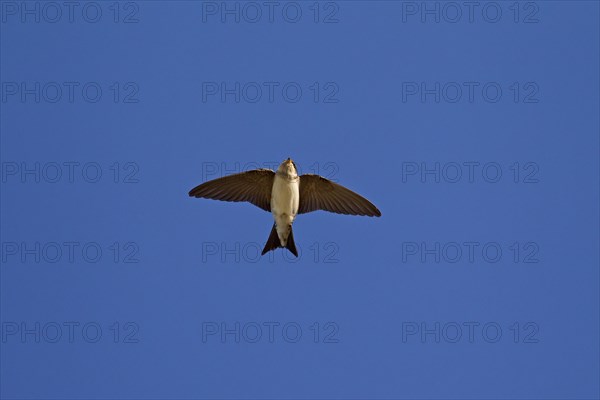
[286,226,298,257]
[261,224,281,255]
[261,224,298,257]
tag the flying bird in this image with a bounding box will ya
[189,158,381,257]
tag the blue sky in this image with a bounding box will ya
[1,1,599,399]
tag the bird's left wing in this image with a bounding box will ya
[298,174,381,217]
[188,169,275,212]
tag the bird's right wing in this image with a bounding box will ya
[188,169,275,212]
[298,174,381,217]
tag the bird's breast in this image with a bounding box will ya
[271,175,299,221]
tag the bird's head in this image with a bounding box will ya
[278,158,298,178]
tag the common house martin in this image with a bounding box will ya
[189,158,381,257]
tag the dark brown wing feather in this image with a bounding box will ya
[298,174,381,217]
[188,169,275,212]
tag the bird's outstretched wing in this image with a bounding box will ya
[188,169,275,212]
[298,174,381,217]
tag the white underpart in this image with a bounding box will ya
[270,173,299,246]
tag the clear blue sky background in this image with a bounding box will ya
[1,1,599,399]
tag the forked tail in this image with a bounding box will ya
[261,224,298,257]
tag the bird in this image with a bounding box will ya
[189,158,381,257]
